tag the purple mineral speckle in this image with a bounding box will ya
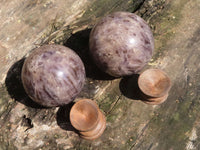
[21,44,86,107]
[89,12,154,77]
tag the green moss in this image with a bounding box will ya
[83,0,137,18]
[79,0,145,28]
[146,82,199,149]
[98,94,115,112]
[106,113,118,123]
[151,0,188,61]
[172,112,180,121]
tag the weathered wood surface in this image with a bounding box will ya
[0,0,200,149]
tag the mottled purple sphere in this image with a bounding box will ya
[89,12,154,77]
[21,45,85,107]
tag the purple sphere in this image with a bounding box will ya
[21,44,85,107]
[89,12,154,77]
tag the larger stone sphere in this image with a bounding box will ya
[89,12,154,77]
[21,44,85,107]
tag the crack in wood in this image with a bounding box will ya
[105,95,122,116]
[130,120,150,150]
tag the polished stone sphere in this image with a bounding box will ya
[89,12,154,77]
[21,44,85,107]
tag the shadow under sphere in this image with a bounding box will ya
[56,102,78,132]
[119,74,142,100]
[65,28,115,80]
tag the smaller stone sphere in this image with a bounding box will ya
[21,44,85,107]
[89,12,154,77]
